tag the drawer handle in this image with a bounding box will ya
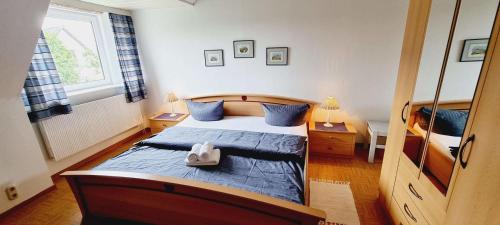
[459,134,475,169]
[408,183,423,200]
[403,203,417,222]
[162,124,168,127]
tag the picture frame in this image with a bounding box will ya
[233,40,255,58]
[204,49,224,67]
[460,38,488,62]
[266,47,288,66]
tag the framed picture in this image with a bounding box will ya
[460,38,488,62]
[233,40,254,58]
[266,47,288,66]
[204,49,224,67]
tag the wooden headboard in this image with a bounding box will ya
[408,99,472,127]
[186,94,318,122]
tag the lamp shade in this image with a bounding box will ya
[320,97,340,110]
[164,92,179,103]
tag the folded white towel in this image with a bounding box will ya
[186,143,202,163]
[198,142,214,162]
[185,149,221,166]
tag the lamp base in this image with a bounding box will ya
[323,122,333,127]
[169,113,177,117]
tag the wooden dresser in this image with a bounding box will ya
[149,113,188,133]
[308,122,357,157]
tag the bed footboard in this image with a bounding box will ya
[62,171,326,225]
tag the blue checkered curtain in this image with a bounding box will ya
[22,32,72,122]
[109,13,147,103]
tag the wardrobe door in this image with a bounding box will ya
[379,0,431,208]
[420,0,499,196]
[445,3,500,224]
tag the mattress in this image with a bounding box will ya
[177,115,308,137]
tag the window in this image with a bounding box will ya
[43,7,122,92]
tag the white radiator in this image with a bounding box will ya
[39,95,143,161]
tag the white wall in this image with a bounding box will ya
[0,0,53,214]
[413,0,497,102]
[132,0,409,139]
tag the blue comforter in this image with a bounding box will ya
[138,126,307,162]
[94,127,307,204]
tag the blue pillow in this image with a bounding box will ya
[186,100,224,121]
[262,103,309,127]
[420,107,468,137]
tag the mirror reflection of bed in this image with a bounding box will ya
[403,100,470,193]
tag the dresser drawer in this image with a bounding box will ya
[309,131,355,156]
[150,120,177,133]
[397,159,446,225]
[393,182,429,225]
[390,197,410,225]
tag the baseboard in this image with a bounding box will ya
[0,185,56,219]
[51,128,150,181]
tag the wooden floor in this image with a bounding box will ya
[309,150,390,225]
[0,134,389,225]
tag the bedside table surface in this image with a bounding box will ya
[309,122,357,133]
[150,113,188,121]
[149,113,188,134]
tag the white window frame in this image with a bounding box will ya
[44,7,123,93]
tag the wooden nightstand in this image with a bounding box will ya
[149,113,188,133]
[308,122,357,157]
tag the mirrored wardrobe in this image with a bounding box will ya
[403,0,498,194]
[403,0,499,195]
[380,0,500,224]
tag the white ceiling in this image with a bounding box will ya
[80,0,196,10]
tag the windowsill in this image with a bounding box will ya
[67,84,123,97]
[67,84,125,106]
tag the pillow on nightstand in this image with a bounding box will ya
[186,100,224,121]
[262,103,309,127]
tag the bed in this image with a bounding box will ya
[413,122,461,187]
[62,94,326,225]
[405,100,470,188]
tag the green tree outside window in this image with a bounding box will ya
[45,32,79,85]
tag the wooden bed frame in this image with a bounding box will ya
[63,94,325,225]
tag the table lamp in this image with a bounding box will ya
[320,96,340,127]
[164,92,179,117]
